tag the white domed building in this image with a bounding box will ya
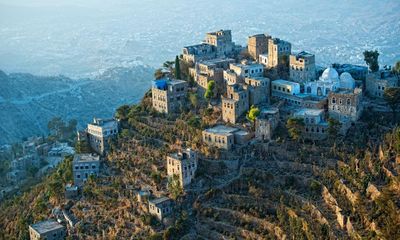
[305,67,341,96]
[339,72,356,90]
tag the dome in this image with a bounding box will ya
[339,72,355,89]
[320,67,339,82]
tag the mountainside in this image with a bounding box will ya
[0,66,153,144]
[0,94,399,239]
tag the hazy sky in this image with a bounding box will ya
[0,0,399,77]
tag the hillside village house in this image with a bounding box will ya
[73,154,100,186]
[29,220,66,240]
[255,107,280,141]
[148,197,173,221]
[222,84,249,124]
[152,78,188,114]
[87,118,118,156]
[247,33,271,61]
[289,51,316,83]
[267,38,292,70]
[293,108,328,140]
[202,125,250,150]
[366,69,399,98]
[244,77,271,106]
[167,148,198,188]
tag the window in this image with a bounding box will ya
[332,97,336,104]
[347,98,351,105]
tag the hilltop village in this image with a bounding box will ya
[1,30,400,240]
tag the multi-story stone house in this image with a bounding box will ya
[152,78,188,114]
[87,118,118,155]
[293,108,328,140]
[204,30,236,58]
[366,70,399,98]
[222,84,249,124]
[247,33,271,61]
[72,154,100,186]
[244,77,271,106]
[289,51,316,83]
[202,125,250,150]
[259,54,269,67]
[255,107,280,141]
[148,197,173,221]
[29,220,66,240]
[272,79,327,109]
[223,69,241,85]
[182,43,216,63]
[229,62,264,79]
[267,38,292,70]
[328,88,363,123]
[167,148,198,188]
[190,58,235,93]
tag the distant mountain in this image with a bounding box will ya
[0,65,154,144]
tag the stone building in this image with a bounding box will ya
[65,184,79,199]
[222,84,249,124]
[267,38,292,70]
[148,197,173,221]
[152,78,188,114]
[366,70,399,98]
[259,54,269,67]
[29,220,66,240]
[204,30,235,57]
[272,79,301,96]
[229,62,264,79]
[182,43,216,63]
[247,33,271,61]
[332,64,368,80]
[328,88,363,123]
[255,107,280,141]
[73,154,100,186]
[293,108,328,140]
[202,125,250,150]
[305,67,341,96]
[223,69,241,85]
[190,58,235,92]
[289,51,316,83]
[87,118,118,156]
[244,77,270,106]
[167,148,198,187]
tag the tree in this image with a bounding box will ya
[116,104,130,121]
[175,55,181,79]
[363,50,379,72]
[154,68,164,80]
[47,117,65,138]
[189,93,198,111]
[204,80,215,102]
[383,87,400,121]
[247,105,260,129]
[393,61,400,81]
[168,174,183,200]
[286,117,304,141]
[327,117,341,139]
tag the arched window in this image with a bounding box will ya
[307,87,312,94]
[347,98,351,105]
[317,87,322,96]
[332,97,336,104]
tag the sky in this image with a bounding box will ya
[0,0,399,78]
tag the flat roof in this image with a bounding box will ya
[235,130,249,136]
[231,62,263,68]
[30,220,64,234]
[204,125,238,135]
[73,154,100,163]
[293,51,314,58]
[294,108,324,116]
[273,79,300,88]
[168,79,187,85]
[201,58,235,65]
[89,118,117,128]
[149,196,170,205]
[260,107,279,114]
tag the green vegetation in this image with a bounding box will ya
[383,87,400,120]
[204,80,215,101]
[47,117,77,142]
[393,60,400,80]
[174,55,181,79]
[363,50,380,72]
[286,117,304,141]
[327,117,341,140]
[167,174,183,200]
